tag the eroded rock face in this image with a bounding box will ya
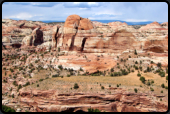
[22,27,43,46]
[17,88,168,112]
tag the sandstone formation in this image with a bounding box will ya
[14,88,167,112]
[22,27,43,46]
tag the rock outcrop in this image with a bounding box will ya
[17,88,168,112]
[22,27,43,46]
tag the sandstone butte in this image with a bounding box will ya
[2,14,168,112]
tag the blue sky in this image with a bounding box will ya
[2,2,168,22]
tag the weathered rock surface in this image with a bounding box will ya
[17,88,168,112]
[22,27,43,46]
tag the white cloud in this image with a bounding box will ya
[5,13,33,19]
[79,8,88,10]
[87,2,98,5]
[73,2,80,4]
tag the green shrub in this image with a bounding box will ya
[13,81,18,86]
[161,83,165,88]
[165,86,168,89]
[10,68,14,72]
[58,65,63,70]
[135,61,138,64]
[2,105,15,112]
[23,82,30,87]
[37,84,39,87]
[137,73,141,77]
[150,87,154,91]
[17,84,22,91]
[12,94,14,98]
[121,58,123,62]
[114,72,118,76]
[3,79,7,83]
[157,62,162,68]
[110,68,114,72]
[131,69,134,72]
[110,73,114,77]
[134,49,137,55]
[151,61,154,64]
[140,76,145,84]
[166,68,168,74]
[147,67,151,72]
[151,80,154,84]
[58,47,60,52]
[161,90,163,93]
[101,86,104,89]
[74,83,79,89]
[88,108,101,112]
[134,88,138,93]
[160,98,162,101]
[146,81,151,86]
[139,66,142,71]
[166,75,168,80]
[129,55,131,58]
[117,84,119,87]
[80,67,83,71]
[67,74,71,77]
[159,71,165,77]
[39,79,44,82]
[109,85,111,87]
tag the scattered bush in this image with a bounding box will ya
[2,105,15,112]
[12,94,14,98]
[67,74,71,77]
[151,61,154,64]
[13,81,18,86]
[58,47,60,52]
[159,71,165,77]
[146,81,151,86]
[10,68,14,72]
[58,65,63,70]
[150,87,154,91]
[129,55,131,58]
[23,82,30,87]
[74,83,79,89]
[88,108,101,112]
[117,84,119,87]
[166,75,168,80]
[140,76,145,84]
[39,79,44,82]
[109,85,111,87]
[80,67,83,71]
[161,83,165,88]
[121,58,123,62]
[165,86,168,89]
[161,90,163,93]
[110,68,114,72]
[135,61,138,64]
[101,86,104,89]
[134,49,137,55]
[151,80,154,84]
[134,88,138,93]
[3,79,7,83]
[157,62,162,68]
[37,84,39,87]
[146,66,151,72]
[17,84,22,91]
[137,73,141,77]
